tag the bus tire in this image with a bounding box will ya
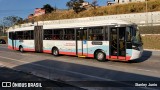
[52,47,59,56]
[95,51,106,62]
[19,46,24,53]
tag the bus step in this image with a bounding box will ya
[78,55,86,58]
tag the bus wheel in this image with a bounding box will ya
[19,46,24,53]
[95,51,106,62]
[52,48,59,56]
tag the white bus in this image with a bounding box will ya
[8,19,143,62]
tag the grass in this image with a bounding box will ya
[30,0,160,21]
[142,35,160,50]
[139,25,160,34]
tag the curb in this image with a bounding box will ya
[144,49,160,51]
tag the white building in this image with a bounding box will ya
[114,0,146,4]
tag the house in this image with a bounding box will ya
[28,8,46,19]
[114,0,146,4]
[34,8,45,17]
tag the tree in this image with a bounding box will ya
[91,0,98,9]
[66,0,86,13]
[3,16,24,27]
[43,4,55,14]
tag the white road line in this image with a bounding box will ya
[0,55,158,90]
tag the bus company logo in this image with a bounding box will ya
[2,82,11,87]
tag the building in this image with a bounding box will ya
[114,0,145,4]
[34,8,45,17]
[28,8,46,19]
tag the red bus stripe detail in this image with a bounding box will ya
[106,56,131,60]
[87,54,94,57]
[8,45,19,50]
[59,51,76,55]
[8,45,35,51]
[23,48,35,51]
[43,50,52,53]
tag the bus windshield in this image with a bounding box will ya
[131,26,142,46]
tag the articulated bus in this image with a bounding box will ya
[8,19,143,62]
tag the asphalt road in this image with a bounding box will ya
[0,44,160,90]
[0,67,85,90]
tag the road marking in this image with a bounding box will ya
[0,55,158,90]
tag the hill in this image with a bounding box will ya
[33,0,160,21]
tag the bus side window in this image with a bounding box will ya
[88,27,104,41]
[64,29,74,40]
[105,27,108,40]
[126,27,131,42]
[44,29,52,40]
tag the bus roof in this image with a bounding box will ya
[43,19,134,29]
[8,19,134,32]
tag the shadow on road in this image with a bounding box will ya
[12,59,160,90]
[129,50,152,63]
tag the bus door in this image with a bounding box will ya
[109,27,126,60]
[34,26,43,53]
[76,28,88,57]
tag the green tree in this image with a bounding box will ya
[43,4,55,14]
[66,0,86,13]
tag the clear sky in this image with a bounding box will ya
[0,0,113,19]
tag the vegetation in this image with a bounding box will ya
[33,0,160,21]
[139,25,160,34]
[91,0,98,9]
[66,0,85,13]
[43,4,55,14]
[142,35,160,50]
[2,16,24,27]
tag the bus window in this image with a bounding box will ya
[30,31,34,39]
[9,32,13,39]
[126,27,131,42]
[52,29,63,40]
[23,31,30,40]
[64,29,75,40]
[17,31,23,40]
[44,29,52,40]
[88,27,104,41]
[105,27,108,40]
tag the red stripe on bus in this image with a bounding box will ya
[87,54,94,57]
[8,45,35,51]
[43,50,52,53]
[23,48,35,51]
[8,45,19,50]
[59,51,76,55]
[106,56,131,60]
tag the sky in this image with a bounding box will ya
[0,0,113,19]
